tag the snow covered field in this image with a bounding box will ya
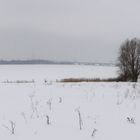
[0,65,117,82]
[0,65,140,140]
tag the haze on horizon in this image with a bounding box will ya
[0,0,140,63]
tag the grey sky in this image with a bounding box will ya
[0,0,140,62]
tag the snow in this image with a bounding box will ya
[0,65,140,140]
[0,65,117,82]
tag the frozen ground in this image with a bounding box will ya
[0,65,140,140]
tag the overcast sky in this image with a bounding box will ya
[0,0,140,62]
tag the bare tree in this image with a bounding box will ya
[118,38,140,82]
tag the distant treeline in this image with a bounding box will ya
[0,60,73,65]
[0,59,116,66]
[59,78,118,83]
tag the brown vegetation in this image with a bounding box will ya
[59,78,118,83]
